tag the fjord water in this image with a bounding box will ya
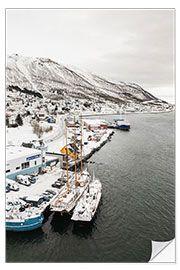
[6,112,175,262]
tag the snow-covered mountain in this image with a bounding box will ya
[6,54,165,106]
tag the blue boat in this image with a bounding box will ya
[114,118,130,130]
[6,213,44,232]
[6,196,44,231]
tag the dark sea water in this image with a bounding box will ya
[6,112,175,262]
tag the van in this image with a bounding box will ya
[16,175,31,186]
[7,182,19,191]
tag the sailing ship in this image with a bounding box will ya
[71,174,102,222]
[50,116,90,214]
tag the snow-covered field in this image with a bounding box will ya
[6,114,113,157]
[6,115,64,147]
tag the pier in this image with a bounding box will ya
[6,124,115,231]
[61,129,114,171]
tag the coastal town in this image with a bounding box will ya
[6,83,174,129]
[5,54,175,232]
[6,105,115,229]
[5,7,175,263]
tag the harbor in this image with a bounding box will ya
[6,116,114,231]
[5,8,175,264]
[6,112,175,262]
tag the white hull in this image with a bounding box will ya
[71,179,102,222]
[50,170,90,214]
[50,185,87,213]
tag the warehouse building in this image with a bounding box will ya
[6,145,46,180]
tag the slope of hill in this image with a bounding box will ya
[6,54,162,107]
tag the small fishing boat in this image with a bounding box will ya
[71,177,102,222]
[6,200,44,231]
[6,213,44,232]
[114,118,130,130]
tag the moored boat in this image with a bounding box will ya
[6,214,44,232]
[50,169,90,214]
[50,116,90,214]
[114,118,130,130]
[71,177,102,222]
[6,201,44,231]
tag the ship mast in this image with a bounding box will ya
[80,115,83,175]
[65,119,69,191]
[74,117,77,185]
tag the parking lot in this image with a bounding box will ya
[6,163,67,203]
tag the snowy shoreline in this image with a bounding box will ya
[81,109,175,117]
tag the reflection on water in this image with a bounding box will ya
[6,227,44,244]
[72,222,94,238]
[50,213,72,235]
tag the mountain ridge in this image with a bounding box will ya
[6,54,169,111]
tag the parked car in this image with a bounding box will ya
[7,182,19,191]
[45,189,57,195]
[28,173,38,179]
[57,177,67,183]
[28,176,36,184]
[47,118,56,123]
[31,172,39,177]
[51,182,63,189]
[6,186,11,193]
[30,174,39,181]
[42,191,50,196]
[42,191,53,198]
[16,175,31,186]
[42,196,50,202]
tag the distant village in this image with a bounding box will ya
[6,87,174,130]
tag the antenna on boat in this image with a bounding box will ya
[65,119,69,191]
[80,115,83,175]
[74,116,77,186]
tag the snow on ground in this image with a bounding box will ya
[46,136,65,153]
[6,123,38,146]
[6,113,112,162]
[6,115,64,146]
[45,115,65,152]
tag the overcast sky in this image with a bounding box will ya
[6,9,175,103]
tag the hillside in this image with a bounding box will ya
[7,54,161,102]
[6,54,174,115]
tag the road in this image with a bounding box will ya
[44,115,66,153]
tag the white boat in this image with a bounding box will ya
[50,116,91,214]
[71,177,102,222]
[50,169,90,213]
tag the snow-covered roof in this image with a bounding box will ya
[26,195,42,202]
[83,119,108,125]
[6,145,41,161]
